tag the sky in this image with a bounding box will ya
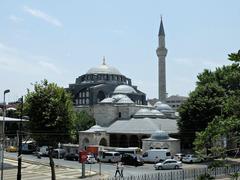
[0,0,239,102]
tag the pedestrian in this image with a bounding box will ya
[119,162,124,177]
[114,162,121,177]
[155,156,159,163]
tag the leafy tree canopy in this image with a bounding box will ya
[72,110,95,143]
[24,79,75,146]
[178,50,240,148]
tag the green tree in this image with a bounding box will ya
[178,50,240,148]
[72,111,95,143]
[24,79,75,180]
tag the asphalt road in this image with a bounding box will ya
[5,152,208,177]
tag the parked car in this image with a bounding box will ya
[39,146,49,157]
[182,154,202,163]
[154,159,182,170]
[86,154,97,164]
[6,146,17,152]
[64,153,79,161]
[52,148,66,159]
[98,151,121,163]
[174,153,185,161]
[121,153,144,166]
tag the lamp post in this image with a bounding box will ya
[17,96,23,180]
[1,89,10,180]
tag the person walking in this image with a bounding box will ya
[119,162,124,177]
[114,162,121,177]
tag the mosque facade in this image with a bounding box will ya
[67,18,181,154]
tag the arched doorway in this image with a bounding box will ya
[99,138,107,146]
[119,135,128,147]
[129,135,139,147]
[82,138,89,150]
[110,134,118,147]
[97,91,105,102]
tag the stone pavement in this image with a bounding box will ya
[2,159,102,180]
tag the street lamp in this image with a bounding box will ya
[17,96,23,180]
[1,89,10,180]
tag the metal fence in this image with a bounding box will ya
[101,164,240,180]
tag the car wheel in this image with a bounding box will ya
[158,166,162,170]
[175,165,179,169]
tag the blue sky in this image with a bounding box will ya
[1,0,239,102]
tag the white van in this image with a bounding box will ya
[39,146,49,156]
[142,149,171,163]
[99,151,121,163]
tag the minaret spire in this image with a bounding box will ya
[158,16,165,36]
[156,16,168,102]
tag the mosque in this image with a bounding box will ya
[67,18,182,155]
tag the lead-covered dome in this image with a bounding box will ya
[86,58,121,75]
[155,103,173,111]
[113,85,137,94]
[100,97,116,104]
[85,125,106,132]
[150,130,169,140]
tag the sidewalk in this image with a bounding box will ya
[2,158,102,180]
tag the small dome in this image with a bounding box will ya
[154,101,162,107]
[134,108,155,117]
[155,103,173,111]
[116,96,134,104]
[100,97,116,103]
[150,130,169,140]
[151,109,164,116]
[113,85,137,94]
[86,59,121,75]
[85,125,105,132]
[112,94,128,100]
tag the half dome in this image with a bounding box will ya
[113,85,137,94]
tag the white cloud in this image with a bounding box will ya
[9,15,24,23]
[23,6,63,27]
[38,61,61,74]
[0,42,62,75]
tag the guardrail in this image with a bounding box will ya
[102,164,240,180]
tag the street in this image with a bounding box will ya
[5,152,208,178]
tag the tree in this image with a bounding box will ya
[178,50,240,148]
[72,111,95,143]
[24,79,75,180]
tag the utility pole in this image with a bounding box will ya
[17,96,23,180]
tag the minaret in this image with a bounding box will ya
[156,17,168,102]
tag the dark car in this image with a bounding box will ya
[121,153,144,166]
[64,153,79,161]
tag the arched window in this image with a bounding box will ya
[97,91,105,103]
[86,98,89,104]
[82,138,89,150]
[99,138,107,146]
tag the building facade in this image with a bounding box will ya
[67,57,146,106]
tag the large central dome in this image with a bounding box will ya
[86,57,121,75]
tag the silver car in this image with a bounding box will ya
[154,159,182,170]
[182,154,202,163]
